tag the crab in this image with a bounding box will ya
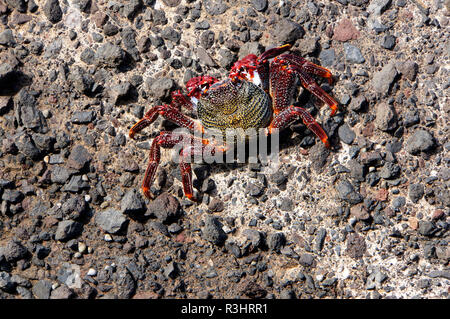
[129,44,338,201]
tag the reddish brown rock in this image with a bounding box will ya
[333,19,360,42]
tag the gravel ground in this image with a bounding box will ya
[0,0,449,299]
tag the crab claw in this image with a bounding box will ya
[186,76,218,98]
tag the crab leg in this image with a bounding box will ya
[141,131,207,199]
[171,90,194,111]
[277,54,333,85]
[269,62,298,114]
[257,44,292,63]
[272,56,338,116]
[129,104,203,139]
[268,105,330,148]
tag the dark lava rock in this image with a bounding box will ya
[95,209,128,234]
[0,272,15,293]
[319,48,336,67]
[202,216,227,246]
[299,253,315,267]
[43,0,63,24]
[148,78,175,100]
[381,35,396,50]
[1,240,28,263]
[418,221,437,237]
[5,0,27,12]
[15,131,41,159]
[309,143,330,173]
[14,89,48,133]
[146,193,181,223]
[398,60,418,81]
[338,123,356,144]
[203,0,229,15]
[67,145,92,170]
[161,27,181,43]
[0,29,16,47]
[343,43,365,64]
[200,30,215,50]
[242,281,267,299]
[379,162,400,180]
[409,183,424,203]
[346,233,366,259]
[55,220,83,241]
[71,111,95,124]
[95,43,126,68]
[273,19,305,43]
[68,66,95,95]
[121,189,145,216]
[252,0,268,12]
[405,129,435,155]
[267,232,285,251]
[336,179,363,204]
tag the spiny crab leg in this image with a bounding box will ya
[268,105,330,148]
[142,131,207,200]
[129,104,203,139]
[272,56,338,116]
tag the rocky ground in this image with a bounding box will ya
[0,0,449,299]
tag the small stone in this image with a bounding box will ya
[405,129,435,155]
[55,220,83,242]
[252,0,268,11]
[32,280,52,299]
[338,123,356,144]
[333,19,360,42]
[43,0,63,24]
[5,0,27,12]
[319,48,335,67]
[336,180,363,204]
[208,198,225,212]
[267,232,285,251]
[273,19,305,44]
[375,102,397,132]
[381,35,396,50]
[367,0,392,16]
[418,221,437,237]
[164,262,178,279]
[202,216,227,246]
[146,193,181,223]
[203,0,229,16]
[67,145,92,170]
[120,189,145,215]
[409,184,424,203]
[0,272,15,292]
[200,30,215,49]
[299,253,315,267]
[350,203,370,221]
[398,60,418,81]
[71,111,95,124]
[346,233,366,259]
[197,47,217,67]
[148,78,175,99]
[95,209,128,234]
[0,29,16,47]
[379,162,400,179]
[95,43,126,68]
[2,240,28,262]
[161,27,181,43]
[343,43,365,64]
[372,62,398,96]
[50,285,74,299]
[14,89,48,133]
